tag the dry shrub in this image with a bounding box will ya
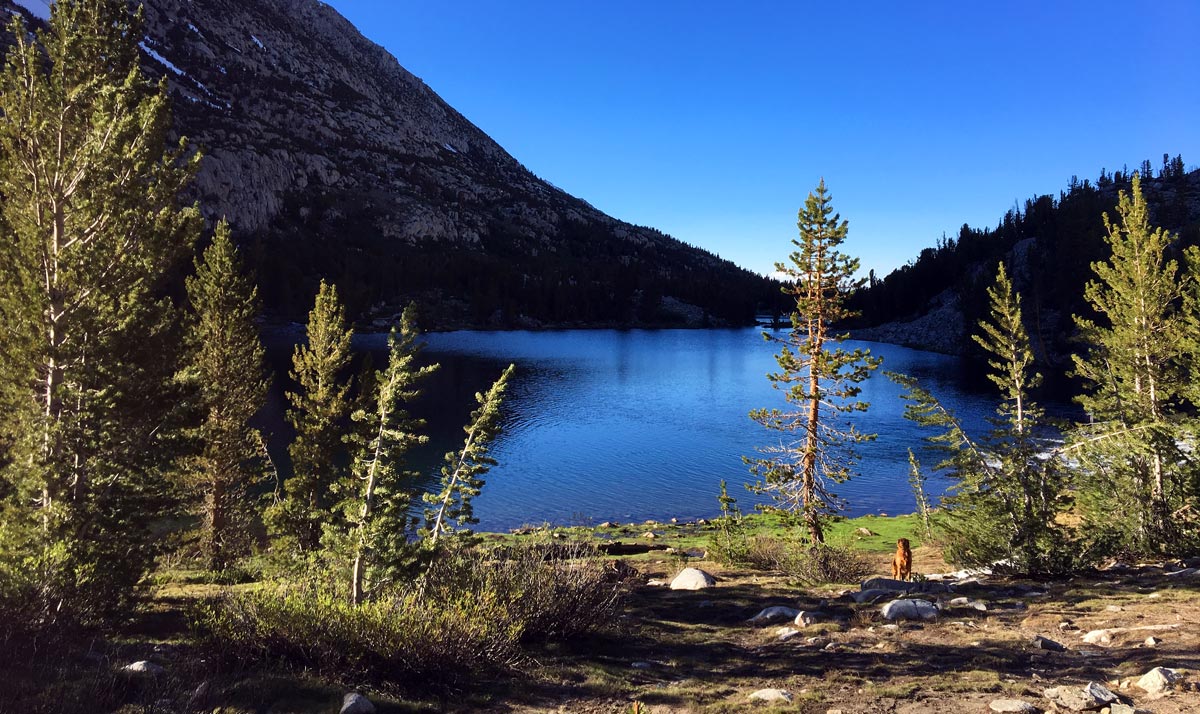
[742,535,872,584]
[193,542,632,687]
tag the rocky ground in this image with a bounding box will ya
[8,525,1199,714]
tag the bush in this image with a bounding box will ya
[193,542,631,686]
[706,480,750,565]
[741,535,873,585]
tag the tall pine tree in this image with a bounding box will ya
[422,364,516,544]
[266,280,354,554]
[184,223,270,571]
[339,306,437,604]
[1071,174,1196,554]
[896,263,1068,573]
[0,0,202,620]
[748,180,881,545]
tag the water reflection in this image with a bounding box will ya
[326,328,1014,532]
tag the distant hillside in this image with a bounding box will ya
[850,158,1200,390]
[2,0,782,328]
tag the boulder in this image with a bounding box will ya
[988,700,1039,713]
[1164,566,1198,578]
[850,588,893,604]
[855,527,878,536]
[1135,666,1180,695]
[880,598,938,621]
[861,577,951,594]
[670,567,716,590]
[1042,685,1101,711]
[1081,682,1118,705]
[340,693,376,714]
[122,661,165,676]
[747,606,800,624]
[748,688,793,703]
[1030,635,1066,652]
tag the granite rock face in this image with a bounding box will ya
[0,0,770,323]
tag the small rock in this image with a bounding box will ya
[122,661,165,676]
[827,708,845,714]
[597,521,617,528]
[340,693,376,714]
[823,641,837,651]
[1136,666,1180,695]
[1082,681,1119,704]
[1143,636,1162,646]
[795,610,827,627]
[1059,620,1079,632]
[1043,685,1101,711]
[696,518,708,525]
[880,598,938,621]
[1106,605,1124,612]
[988,700,1039,713]
[669,567,716,590]
[777,627,801,641]
[643,520,657,525]
[186,681,211,708]
[855,527,877,536]
[748,606,801,624]
[1031,635,1066,652]
[1108,704,1136,714]
[748,688,793,703]
[646,578,668,586]
[640,531,657,539]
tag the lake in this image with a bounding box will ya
[350,327,1004,533]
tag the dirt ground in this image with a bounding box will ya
[471,546,1200,714]
[7,543,1199,714]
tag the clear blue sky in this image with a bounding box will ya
[326,1,1199,278]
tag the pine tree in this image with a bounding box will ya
[422,364,516,544]
[184,223,270,572]
[340,306,437,604]
[895,263,1068,573]
[266,280,354,554]
[748,180,881,546]
[1071,174,1194,554]
[0,0,203,621]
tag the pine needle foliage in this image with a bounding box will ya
[183,223,270,572]
[1070,174,1198,555]
[422,363,516,544]
[894,263,1070,574]
[339,306,437,604]
[748,180,881,546]
[0,0,203,623]
[266,280,354,554]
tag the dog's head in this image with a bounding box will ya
[896,537,911,551]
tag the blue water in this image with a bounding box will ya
[352,328,1003,532]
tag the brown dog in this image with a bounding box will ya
[891,538,912,580]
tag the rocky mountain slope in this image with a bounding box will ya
[3,0,779,326]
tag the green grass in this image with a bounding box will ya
[479,511,927,559]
